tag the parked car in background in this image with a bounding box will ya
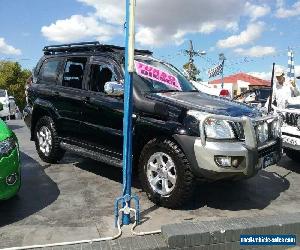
[219,89,231,99]
[0,89,10,120]
[234,88,271,108]
[8,96,17,120]
[275,98,300,163]
[0,118,21,200]
[24,42,282,208]
[15,106,22,120]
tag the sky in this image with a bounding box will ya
[0,0,300,82]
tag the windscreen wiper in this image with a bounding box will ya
[155,89,180,93]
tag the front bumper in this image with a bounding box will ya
[281,126,300,151]
[174,114,281,181]
[193,139,281,180]
[0,148,21,200]
[0,107,10,118]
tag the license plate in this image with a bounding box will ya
[282,135,300,146]
[263,152,276,168]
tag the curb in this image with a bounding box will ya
[34,213,300,250]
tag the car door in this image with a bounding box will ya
[81,57,124,153]
[54,56,88,140]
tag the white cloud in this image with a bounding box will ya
[248,71,271,80]
[234,46,276,57]
[249,65,300,80]
[0,38,21,55]
[276,1,300,18]
[217,22,264,48]
[244,2,271,21]
[199,22,218,34]
[41,15,121,43]
[43,0,246,47]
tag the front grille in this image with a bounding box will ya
[258,141,280,158]
[284,112,299,127]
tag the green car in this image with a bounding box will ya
[0,119,20,200]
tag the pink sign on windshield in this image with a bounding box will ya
[134,61,181,90]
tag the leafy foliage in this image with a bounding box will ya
[0,61,31,110]
[183,62,201,81]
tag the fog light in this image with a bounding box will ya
[6,173,17,186]
[215,156,231,167]
[215,156,244,168]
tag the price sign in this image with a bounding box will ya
[135,61,181,90]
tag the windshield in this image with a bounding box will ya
[0,90,6,98]
[133,57,196,93]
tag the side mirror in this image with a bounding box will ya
[104,81,124,96]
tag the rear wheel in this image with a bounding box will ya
[285,149,300,163]
[34,116,65,163]
[139,138,195,208]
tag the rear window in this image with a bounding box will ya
[39,58,62,83]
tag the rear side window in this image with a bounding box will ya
[62,58,87,89]
[39,58,62,83]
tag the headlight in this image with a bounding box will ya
[204,119,235,139]
[0,137,17,157]
[187,110,236,139]
[256,122,268,143]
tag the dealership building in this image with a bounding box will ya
[209,72,270,97]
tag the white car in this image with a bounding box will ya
[275,97,300,163]
[0,89,10,120]
[8,96,17,119]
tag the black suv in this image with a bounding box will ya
[24,42,282,208]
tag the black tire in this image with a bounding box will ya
[10,115,15,120]
[139,138,195,208]
[285,149,300,163]
[34,116,65,163]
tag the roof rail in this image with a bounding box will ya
[43,41,100,51]
[43,41,153,56]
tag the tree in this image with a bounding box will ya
[0,61,31,110]
[183,62,202,82]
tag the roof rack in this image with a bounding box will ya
[43,41,153,56]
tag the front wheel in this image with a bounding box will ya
[285,149,300,163]
[34,116,65,163]
[139,138,195,208]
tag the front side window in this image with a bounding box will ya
[39,58,62,83]
[89,64,118,92]
[62,58,87,89]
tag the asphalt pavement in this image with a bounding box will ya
[0,120,300,248]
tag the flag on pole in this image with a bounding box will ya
[208,60,224,78]
[287,48,295,79]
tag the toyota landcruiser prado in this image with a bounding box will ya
[24,42,282,208]
[276,102,300,163]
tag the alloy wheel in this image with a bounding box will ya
[37,126,52,156]
[146,152,177,196]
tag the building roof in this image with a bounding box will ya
[209,72,270,87]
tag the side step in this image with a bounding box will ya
[60,142,122,168]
